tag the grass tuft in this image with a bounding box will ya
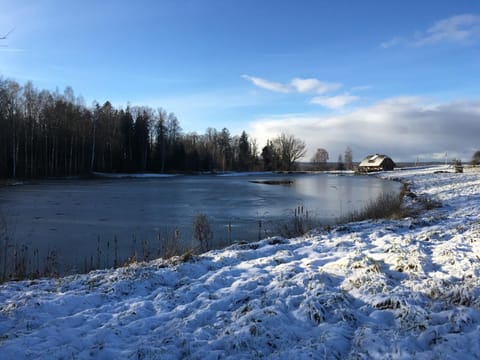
[339,191,405,223]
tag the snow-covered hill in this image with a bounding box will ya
[1,166,480,359]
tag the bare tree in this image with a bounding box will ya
[5,80,21,178]
[272,133,306,170]
[311,148,329,170]
[344,146,353,170]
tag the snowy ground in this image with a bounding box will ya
[1,166,480,359]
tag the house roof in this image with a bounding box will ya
[359,154,391,167]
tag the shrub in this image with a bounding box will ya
[193,213,212,252]
[277,205,314,238]
[471,150,480,165]
[339,191,404,223]
[157,228,183,259]
[418,196,442,210]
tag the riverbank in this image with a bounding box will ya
[1,166,480,358]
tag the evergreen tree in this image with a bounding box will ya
[261,141,275,171]
[238,131,251,171]
[472,150,480,165]
[154,108,167,172]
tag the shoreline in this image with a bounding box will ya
[1,165,455,184]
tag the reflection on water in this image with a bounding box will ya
[0,173,400,276]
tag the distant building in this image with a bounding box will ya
[358,154,395,172]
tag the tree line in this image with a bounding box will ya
[0,77,308,178]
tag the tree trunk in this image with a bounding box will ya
[90,123,96,172]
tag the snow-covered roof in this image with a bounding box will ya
[359,154,391,167]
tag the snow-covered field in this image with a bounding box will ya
[1,166,480,359]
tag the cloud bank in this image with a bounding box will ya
[250,97,480,163]
[382,14,480,48]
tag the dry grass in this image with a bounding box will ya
[339,191,405,223]
[418,196,442,210]
[277,206,314,238]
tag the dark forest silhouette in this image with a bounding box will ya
[0,78,307,178]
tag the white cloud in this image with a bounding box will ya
[382,14,480,48]
[250,97,480,162]
[242,74,357,109]
[416,14,480,46]
[241,75,290,93]
[380,36,404,49]
[310,93,359,109]
[350,85,372,92]
[242,75,342,95]
[290,78,341,94]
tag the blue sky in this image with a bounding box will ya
[1,0,480,161]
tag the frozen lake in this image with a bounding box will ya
[0,173,400,276]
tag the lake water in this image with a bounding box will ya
[0,173,400,277]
